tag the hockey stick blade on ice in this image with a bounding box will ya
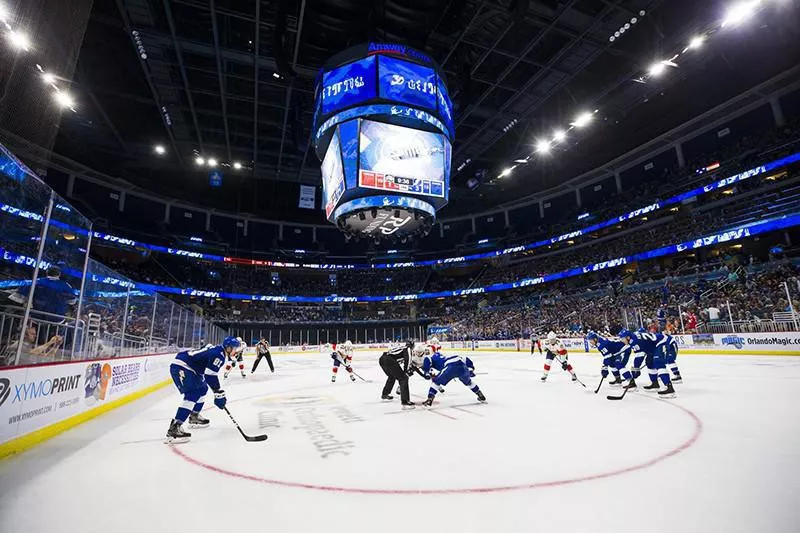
[607,386,630,401]
[594,375,605,394]
[224,406,268,442]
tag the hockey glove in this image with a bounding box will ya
[601,367,609,378]
[213,389,227,409]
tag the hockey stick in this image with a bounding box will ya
[594,375,605,394]
[607,386,630,401]
[223,406,268,442]
[554,354,587,388]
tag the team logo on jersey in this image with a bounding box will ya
[0,378,10,407]
[721,335,745,349]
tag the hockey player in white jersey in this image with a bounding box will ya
[541,331,579,382]
[223,337,247,379]
[330,341,356,382]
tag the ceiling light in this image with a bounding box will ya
[499,167,514,178]
[195,156,205,165]
[571,112,593,128]
[7,30,31,51]
[536,139,551,154]
[0,4,8,22]
[553,130,567,142]
[207,158,218,167]
[53,91,75,109]
[648,61,668,77]
[154,145,166,155]
[272,72,281,79]
[41,72,55,84]
[688,35,705,49]
[233,161,242,170]
[722,1,761,27]
[631,17,638,24]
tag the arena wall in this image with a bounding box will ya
[0,352,176,458]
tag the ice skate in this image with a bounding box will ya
[658,383,676,399]
[541,374,548,382]
[623,379,637,390]
[350,374,356,382]
[476,391,486,402]
[422,398,433,407]
[381,394,394,401]
[571,374,577,382]
[672,375,683,383]
[187,412,209,429]
[331,375,336,382]
[165,420,191,444]
[643,381,660,392]
[609,376,623,386]
[241,371,246,378]
[223,370,230,379]
[402,401,416,409]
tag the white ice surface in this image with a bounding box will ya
[1,351,799,533]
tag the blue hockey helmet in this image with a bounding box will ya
[636,327,647,333]
[617,328,633,339]
[585,331,599,342]
[222,336,241,351]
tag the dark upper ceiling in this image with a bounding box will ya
[53,0,800,223]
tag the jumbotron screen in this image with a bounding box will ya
[358,120,449,199]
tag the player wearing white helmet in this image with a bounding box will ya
[541,331,579,383]
[330,341,356,383]
[224,336,247,379]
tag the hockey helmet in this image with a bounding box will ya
[222,336,242,352]
[585,331,600,344]
[547,331,557,341]
[617,328,633,339]
[345,340,353,348]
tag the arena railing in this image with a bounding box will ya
[2,148,799,271]
[0,144,229,368]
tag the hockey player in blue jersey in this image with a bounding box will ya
[166,336,242,443]
[630,328,647,379]
[665,334,683,383]
[586,331,636,389]
[618,328,676,398]
[420,350,486,406]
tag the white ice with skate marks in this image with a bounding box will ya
[2,351,800,533]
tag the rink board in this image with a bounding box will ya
[0,352,175,458]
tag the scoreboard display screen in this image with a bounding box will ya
[358,120,447,199]
[378,55,438,112]
[321,56,377,116]
[321,129,345,219]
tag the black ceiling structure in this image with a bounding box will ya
[50,0,800,223]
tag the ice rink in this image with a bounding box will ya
[2,350,800,533]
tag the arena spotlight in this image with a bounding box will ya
[571,111,593,128]
[499,167,514,178]
[648,61,667,77]
[154,145,166,155]
[722,1,761,27]
[553,130,567,143]
[687,35,705,50]
[233,161,242,170]
[0,4,8,22]
[41,72,56,84]
[53,91,75,109]
[535,139,551,154]
[195,156,205,165]
[207,158,218,167]
[7,30,31,51]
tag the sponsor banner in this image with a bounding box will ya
[0,353,175,446]
[711,332,800,351]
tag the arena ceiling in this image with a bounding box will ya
[55,0,800,222]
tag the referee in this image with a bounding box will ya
[251,338,274,373]
[379,341,415,407]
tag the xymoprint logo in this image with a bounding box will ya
[0,377,10,407]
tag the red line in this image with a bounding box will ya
[170,397,703,495]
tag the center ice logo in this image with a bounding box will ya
[721,335,745,349]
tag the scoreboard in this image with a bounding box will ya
[314,43,454,242]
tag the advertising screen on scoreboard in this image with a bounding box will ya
[321,129,345,219]
[358,119,447,199]
[378,56,438,112]
[321,56,377,116]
